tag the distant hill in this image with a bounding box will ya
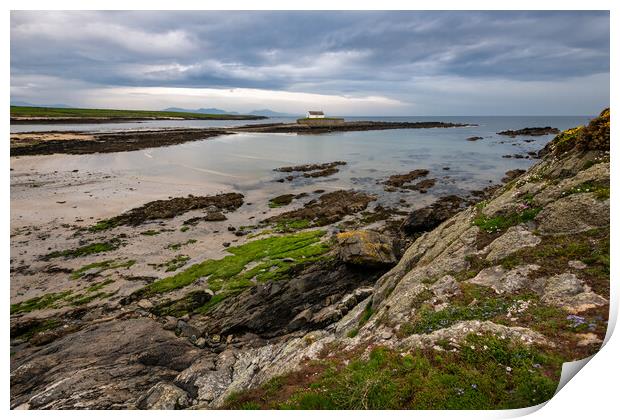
[249,109,300,117]
[11,101,73,108]
[163,107,240,115]
[163,107,299,117]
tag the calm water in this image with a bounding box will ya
[12,116,592,209]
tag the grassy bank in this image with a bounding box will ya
[10,106,263,120]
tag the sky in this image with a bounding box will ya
[10,11,610,116]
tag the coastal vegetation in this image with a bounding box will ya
[10,105,262,120]
[134,230,330,298]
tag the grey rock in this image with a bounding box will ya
[535,193,609,235]
[137,382,190,410]
[468,265,541,294]
[484,225,541,261]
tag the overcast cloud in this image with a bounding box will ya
[10,11,610,115]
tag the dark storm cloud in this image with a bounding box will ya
[10,10,610,114]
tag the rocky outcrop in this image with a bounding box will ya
[10,318,201,409]
[400,195,468,235]
[336,230,397,266]
[199,259,386,338]
[497,127,560,137]
[266,190,376,227]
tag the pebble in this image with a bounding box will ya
[137,299,154,310]
[381,331,393,340]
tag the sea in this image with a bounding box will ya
[10,116,593,210]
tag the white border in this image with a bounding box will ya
[3,2,616,419]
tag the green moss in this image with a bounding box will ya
[86,279,115,292]
[358,301,374,326]
[166,239,197,251]
[71,259,135,279]
[88,218,120,233]
[228,335,561,409]
[140,229,160,236]
[268,194,295,208]
[11,291,73,314]
[347,328,359,338]
[272,219,311,233]
[150,255,191,272]
[196,292,235,314]
[137,230,329,297]
[180,226,190,233]
[12,318,62,341]
[11,280,117,313]
[43,238,123,260]
[151,289,213,317]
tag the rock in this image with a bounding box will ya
[575,333,603,347]
[137,382,190,409]
[497,127,560,137]
[568,260,587,270]
[177,320,203,340]
[204,211,226,221]
[466,136,483,141]
[541,273,608,313]
[501,169,526,183]
[381,331,393,340]
[266,190,376,227]
[222,242,231,247]
[269,194,296,207]
[10,318,201,409]
[201,259,385,337]
[430,275,460,301]
[401,195,466,235]
[409,178,436,193]
[195,338,207,348]
[383,169,429,188]
[535,193,609,235]
[484,225,541,261]
[468,265,541,294]
[282,257,296,263]
[137,299,154,310]
[336,230,397,266]
[94,193,244,228]
[163,316,177,331]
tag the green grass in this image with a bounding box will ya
[140,230,161,236]
[10,105,260,120]
[473,207,542,233]
[136,230,329,298]
[226,334,561,409]
[561,181,609,201]
[43,238,123,260]
[71,259,135,279]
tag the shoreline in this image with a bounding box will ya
[10,120,476,156]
